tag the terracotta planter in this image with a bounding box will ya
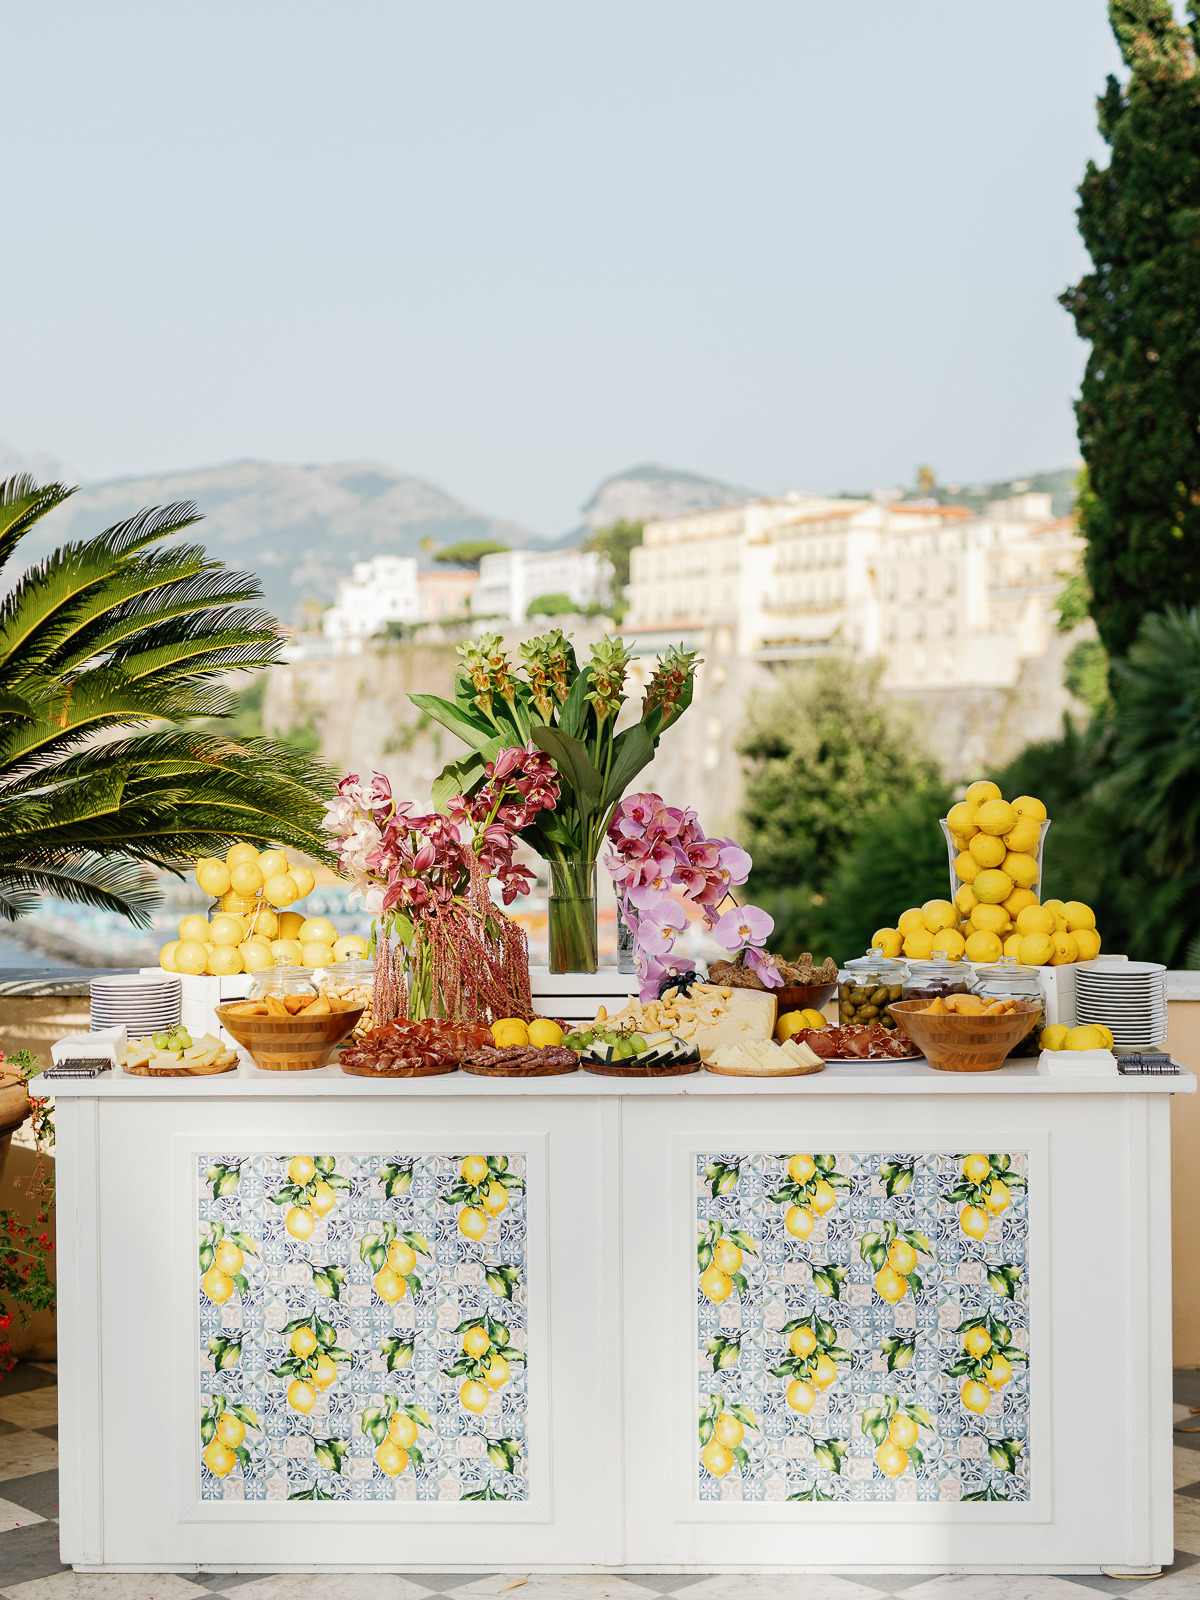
[0,1070,31,1187]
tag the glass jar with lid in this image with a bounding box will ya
[249,966,319,1006]
[903,957,974,1004]
[319,958,375,1038]
[837,952,911,1030]
[970,957,1044,1057]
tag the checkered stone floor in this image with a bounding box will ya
[4,1365,1200,1598]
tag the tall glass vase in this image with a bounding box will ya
[616,895,637,974]
[548,858,598,974]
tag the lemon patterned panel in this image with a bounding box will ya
[197,1153,527,1502]
[696,1151,1029,1504]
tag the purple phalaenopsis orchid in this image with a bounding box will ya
[605,794,780,999]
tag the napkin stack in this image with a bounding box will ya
[1037,1047,1119,1077]
[46,1026,126,1079]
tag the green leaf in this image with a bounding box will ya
[407,692,499,754]
[361,1407,387,1445]
[728,1229,759,1255]
[909,1405,933,1428]
[229,1231,258,1255]
[905,1231,933,1255]
[909,1444,924,1469]
[730,1403,757,1428]
[431,750,489,814]
[529,727,603,816]
[381,1336,414,1371]
[599,721,656,812]
[231,1404,258,1427]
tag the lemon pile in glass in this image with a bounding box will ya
[158,843,368,977]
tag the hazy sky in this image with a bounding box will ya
[5,3,1120,534]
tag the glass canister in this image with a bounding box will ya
[250,967,319,1010]
[970,957,1044,1057]
[319,958,376,1038]
[837,952,911,1029]
[903,957,974,1004]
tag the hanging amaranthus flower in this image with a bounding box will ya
[642,644,701,728]
[585,636,633,726]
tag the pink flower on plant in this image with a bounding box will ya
[745,945,783,988]
[713,904,774,951]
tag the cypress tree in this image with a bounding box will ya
[1060,1,1200,658]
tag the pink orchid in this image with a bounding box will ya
[713,903,774,951]
[745,945,783,988]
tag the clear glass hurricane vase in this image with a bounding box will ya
[548,859,599,974]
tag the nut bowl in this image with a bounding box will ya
[216,999,364,1072]
[887,998,1042,1073]
[775,980,837,1015]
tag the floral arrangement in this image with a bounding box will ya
[321,747,559,1023]
[605,793,781,1000]
[0,1050,55,1384]
[413,630,701,970]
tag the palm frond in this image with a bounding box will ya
[0,475,76,579]
[0,853,160,926]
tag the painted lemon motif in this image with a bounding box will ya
[788,1154,816,1185]
[700,1436,735,1477]
[313,1352,337,1389]
[960,1205,990,1240]
[962,1153,991,1184]
[714,1411,744,1448]
[460,1379,490,1413]
[811,1352,837,1390]
[874,1265,908,1305]
[287,1379,317,1414]
[463,1325,491,1359]
[288,1156,316,1186]
[458,1207,488,1241]
[214,1239,244,1275]
[712,1239,743,1275]
[201,1265,235,1304]
[482,1182,509,1217]
[388,1413,418,1448]
[286,1206,315,1241]
[373,1266,406,1304]
[875,1438,909,1478]
[376,1437,408,1476]
[310,1180,336,1218]
[215,1412,245,1448]
[789,1326,817,1359]
[887,1239,917,1275]
[963,1326,992,1359]
[700,1264,733,1302]
[290,1325,318,1359]
[461,1155,490,1185]
[984,1352,1012,1389]
[483,1353,510,1390]
[386,1240,417,1277]
[983,1178,1010,1215]
[888,1413,918,1449]
[786,1379,816,1413]
[204,1438,236,1476]
[961,1379,992,1414]
[810,1179,836,1216]
[784,1205,815,1239]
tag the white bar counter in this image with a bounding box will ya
[39,1049,1193,1577]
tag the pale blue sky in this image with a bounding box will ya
[5,2,1119,533]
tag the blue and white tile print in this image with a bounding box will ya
[197,1152,528,1502]
[696,1151,1030,1505]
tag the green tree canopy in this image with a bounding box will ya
[1060,0,1200,657]
[432,540,509,571]
[525,592,575,619]
[583,519,642,590]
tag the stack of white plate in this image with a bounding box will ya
[1074,960,1168,1050]
[90,973,182,1036]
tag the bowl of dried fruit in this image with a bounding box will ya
[708,953,839,1014]
[887,995,1042,1073]
[217,993,365,1072]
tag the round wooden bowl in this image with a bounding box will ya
[887,998,1042,1073]
[216,1002,364,1072]
[775,981,837,1014]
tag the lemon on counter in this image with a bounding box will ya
[230,860,264,897]
[931,928,966,960]
[332,935,369,960]
[1050,931,1080,966]
[1062,901,1095,931]
[491,1018,530,1048]
[973,869,1014,905]
[954,851,980,884]
[972,903,1011,935]
[257,848,289,880]
[290,867,316,898]
[270,938,303,965]
[1039,1023,1069,1050]
[776,1011,804,1042]
[1017,932,1054,966]
[921,899,957,932]
[175,939,209,975]
[195,857,231,896]
[1003,852,1040,889]
[1011,795,1048,822]
[964,929,1003,963]
[209,914,245,947]
[872,927,903,957]
[159,941,181,971]
[1003,886,1038,919]
[528,1019,564,1048]
[1003,933,1023,959]
[902,928,935,959]
[965,780,1002,804]
[1064,1025,1107,1051]
[897,908,926,937]
[179,912,210,944]
[239,939,274,972]
[1073,927,1102,960]
[300,941,336,968]
[1016,904,1055,937]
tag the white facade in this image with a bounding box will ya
[475,549,614,624]
[322,555,421,640]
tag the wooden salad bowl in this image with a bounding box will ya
[216,1001,364,1072]
[887,998,1042,1074]
[775,980,837,1014]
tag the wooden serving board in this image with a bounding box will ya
[581,1058,701,1077]
[460,1057,578,1078]
[338,1059,457,1079]
[123,1058,238,1077]
[704,1057,824,1078]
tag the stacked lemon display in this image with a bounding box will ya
[871,782,1104,968]
[158,843,368,977]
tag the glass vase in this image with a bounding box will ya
[616,896,637,975]
[548,858,599,974]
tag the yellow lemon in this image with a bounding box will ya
[972,903,1011,935]
[871,927,903,958]
[289,1155,316,1185]
[289,866,316,899]
[1073,927,1102,961]
[204,1437,237,1476]
[1003,852,1040,890]
[311,1180,336,1218]
[159,941,181,971]
[975,799,1017,836]
[875,1438,909,1478]
[922,898,958,932]
[299,941,336,969]
[207,944,244,977]
[788,1153,817,1183]
[983,1177,1010,1214]
[257,848,289,880]
[1062,901,1096,931]
[196,857,233,896]
[176,940,210,975]
[1042,897,1066,919]
[491,1019,530,1048]
[888,1412,918,1449]
[810,1179,836,1215]
[888,1238,918,1275]
[965,780,1002,804]
[290,1325,318,1358]
[962,1153,991,1183]
[225,842,259,868]
[387,1239,416,1276]
[973,869,1014,905]
[458,1207,488,1241]
[903,929,936,960]
[785,1205,815,1239]
[713,1239,743,1275]
[278,911,305,940]
[287,1379,316,1414]
[209,913,245,947]
[333,935,369,961]
[373,1266,406,1304]
[714,1411,744,1448]
[179,912,211,943]
[961,1379,992,1414]
[786,1378,817,1413]
[483,1353,509,1390]
[790,1325,818,1358]
[214,1239,244,1275]
[897,908,927,937]
[1003,818,1043,855]
[1065,1024,1106,1051]
[463,1325,491,1359]
[460,1379,490,1414]
[1011,794,1047,822]
[801,1008,827,1029]
[1017,932,1053,967]
[700,1264,733,1302]
[1003,934,1023,959]
[931,928,966,960]
[701,1436,735,1477]
[1094,1023,1115,1049]
[265,872,300,908]
[269,939,303,965]
[776,1010,805,1042]
[375,1437,408,1476]
[313,1352,337,1389]
[389,1412,418,1448]
[955,885,979,917]
[286,1206,315,1241]
[1050,930,1080,966]
[202,1265,235,1303]
[969,833,1007,869]
[874,1265,908,1304]
[298,916,337,947]
[461,1155,491,1185]
[946,800,980,838]
[960,1205,990,1239]
[984,1352,1012,1389]
[230,860,264,898]
[528,1018,564,1047]
[964,1325,993,1358]
[1038,1022,1068,1050]
[216,1411,245,1448]
[812,1352,837,1389]
[954,851,980,884]
[964,930,1003,963]
[482,1181,509,1217]
[221,892,258,914]
[1003,886,1038,919]
[239,940,274,972]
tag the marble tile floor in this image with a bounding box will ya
[4,1366,1200,1599]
